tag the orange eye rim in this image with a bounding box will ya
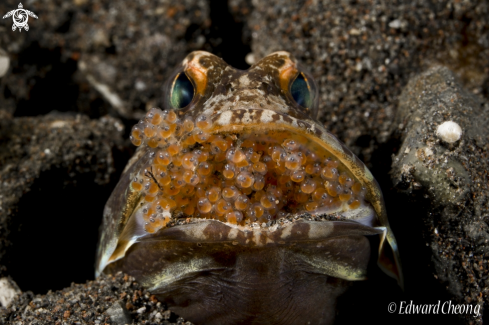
[184,60,208,96]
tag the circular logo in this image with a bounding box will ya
[13,10,28,28]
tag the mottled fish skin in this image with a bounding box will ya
[96,51,402,325]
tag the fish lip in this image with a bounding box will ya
[138,219,383,246]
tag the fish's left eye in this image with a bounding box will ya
[290,72,313,108]
[170,72,195,109]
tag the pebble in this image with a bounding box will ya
[106,300,132,325]
[0,277,20,307]
[436,121,462,143]
[0,49,9,78]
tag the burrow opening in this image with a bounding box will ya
[4,167,122,294]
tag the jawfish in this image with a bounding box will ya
[96,51,402,324]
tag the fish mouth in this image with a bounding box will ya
[127,107,374,234]
[98,107,399,285]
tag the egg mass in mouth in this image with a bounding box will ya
[129,107,369,233]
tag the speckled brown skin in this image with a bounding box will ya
[97,51,401,324]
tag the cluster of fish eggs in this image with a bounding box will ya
[130,108,367,233]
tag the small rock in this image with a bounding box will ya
[105,300,132,325]
[349,28,361,35]
[245,53,256,65]
[0,277,21,307]
[436,121,462,143]
[388,19,402,29]
[0,49,9,78]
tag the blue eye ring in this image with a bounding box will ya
[290,72,313,109]
[169,72,195,109]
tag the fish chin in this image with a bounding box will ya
[104,220,376,325]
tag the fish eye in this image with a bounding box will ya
[170,72,195,109]
[290,72,313,108]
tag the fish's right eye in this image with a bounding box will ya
[170,72,195,109]
[290,72,313,109]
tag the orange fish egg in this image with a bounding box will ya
[349,200,361,209]
[131,181,143,191]
[251,203,264,219]
[216,199,232,216]
[130,136,142,146]
[197,162,212,176]
[326,159,339,169]
[164,186,180,196]
[156,151,172,165]
[312,188,328,201]
[241,139,256,148]
[168,144,181,156]
[195,115,211,130]
[197,198,212,213]
[195,150,209,162]
[282,138,300,151]
[211,136,229,153]
[253,174,265,191]
[182,153,198,170]
[290,170,306,182]
[131,127,142,140]
[249,151,262,163]
[351,182,363,194]
[325,182,340,197]
[300,178,317,194]
[223,164,236,179]
[184,134,197,146]
[321,166,338,180]
[144,125,156,138]
[206,187,221,203]
[234,194,250,210]
[193,130,210,143]
[260,195,276,209]
[305,201,319,212]
[252,162,267,174]
[183,119,194,132]
[166,110,178,124]
[236,172,254,188]
[147,137,159,148]
[226,148,246,164]
[159,124,176,139]
[339,190,352,202]
[222,186,239,200]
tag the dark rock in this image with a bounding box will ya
[391,66,488,324]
